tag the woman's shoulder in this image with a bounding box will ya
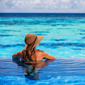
[35,49,44,53]
[12,50,23,58]
[35,49,56,59]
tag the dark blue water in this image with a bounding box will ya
[0,13,85,17]
[1,58,85,84]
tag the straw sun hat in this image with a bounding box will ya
[24,33,43,50]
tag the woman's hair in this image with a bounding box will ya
[22,41,36,61]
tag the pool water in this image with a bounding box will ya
[0,16,85,84]
[1,58,85,84]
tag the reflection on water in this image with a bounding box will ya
[12,58,54,80]
[1,58,85,84]
[1,58,85,79]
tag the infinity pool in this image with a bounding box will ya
[0,16,85,84]
[1,58,85,84]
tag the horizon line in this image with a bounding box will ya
[0,12,85,14]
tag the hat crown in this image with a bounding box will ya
[25,33,36,45]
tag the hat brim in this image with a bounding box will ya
[24,35,43,50]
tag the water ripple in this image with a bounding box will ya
[81,37,85,39]
[0,43,85,48]
[0,34,13,37]
[54,39,66,41]
[40,43,85,47]
[0,44,25,48]
[79,33,85,35]
[0,30,20,32]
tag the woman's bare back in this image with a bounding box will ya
[12,49,55,61]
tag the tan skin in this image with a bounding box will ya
[12,44,56,60]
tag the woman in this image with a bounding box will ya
[12,33,56,61]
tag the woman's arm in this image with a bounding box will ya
[42,52,56,60]
[12,51,23,58]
